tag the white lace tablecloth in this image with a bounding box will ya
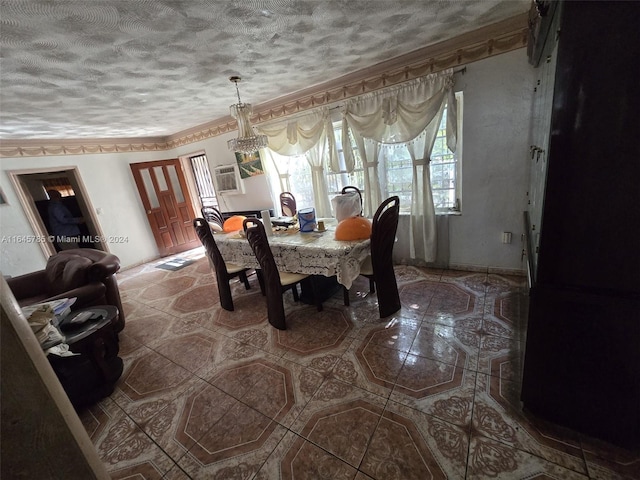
[215,221,370,289]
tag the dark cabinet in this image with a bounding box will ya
[521,1,640,446]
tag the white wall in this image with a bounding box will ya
[1,152,161,275]
[448,49,534,273]
[0,133,275,277]
[0,49,534,278]
[172,131,275,213]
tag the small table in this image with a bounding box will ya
[49,305,123,407]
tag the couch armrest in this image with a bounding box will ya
[60,248,121,281]
[43,282,107,308]
[87,257,120,281]
[6,270,48,300]
[82,252,120,281]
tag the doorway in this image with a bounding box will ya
[8,167,107,259]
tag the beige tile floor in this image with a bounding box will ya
[78,248,639,479]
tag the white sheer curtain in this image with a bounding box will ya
[342,70,456,262]
[260,148,291,213]
[258,109,335,217]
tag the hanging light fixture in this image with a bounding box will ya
[227,76,268,154]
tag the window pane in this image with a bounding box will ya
[167,165,185,203]
[153,166,168,191]
[141,168,159,209]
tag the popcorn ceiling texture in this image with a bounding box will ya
[0,0,528,140]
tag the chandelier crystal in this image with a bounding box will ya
[227,76,268,154]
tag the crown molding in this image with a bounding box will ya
[0,137,170,158]
[1,13,528,158]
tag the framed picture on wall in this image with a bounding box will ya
[235,151,264,179]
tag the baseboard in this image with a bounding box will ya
[119,255,161,272]
[449,263,526,276]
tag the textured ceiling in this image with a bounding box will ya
[0,0,529,140]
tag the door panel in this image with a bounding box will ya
[131,159,200,256]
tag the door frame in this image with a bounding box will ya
[179,150,209,218]
[8,166,108,260]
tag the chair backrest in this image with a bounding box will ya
[371,196,400,261]
[201,206,224,228]
[280,192,297,217]
[370,196,401,317]
[243,218,286,329]
[193,217,227,275]
[341,186,363,216]
[243,218,278,282]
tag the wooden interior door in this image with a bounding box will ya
[130,159,200,256]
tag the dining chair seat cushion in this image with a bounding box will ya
[359,255,373,276]
[278,271,309,287]
[226,262,247,274]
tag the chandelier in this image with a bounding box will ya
[227,76,268,154]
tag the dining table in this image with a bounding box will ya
[213,218,370,290]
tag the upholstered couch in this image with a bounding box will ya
[7,248,126,332]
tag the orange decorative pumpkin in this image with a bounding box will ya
[335,216,372,241]
[223,215,247,233]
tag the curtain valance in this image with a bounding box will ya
[257,109,336,159]
[342,70,457,150]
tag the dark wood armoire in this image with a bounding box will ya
[522,0,640,447]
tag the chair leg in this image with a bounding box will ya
[343,285,350,306]
[256,270,265,295]
[266,286,287,330]
[239,271,251,290]
[291,284,299,302]
[216,271,234,311]
[376,274,400,318]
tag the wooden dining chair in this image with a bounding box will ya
[280,192,297,217]
[193,218,252,311]
[341,185,363,216]
[201,206,225,229]
[243,218,320,330]
[343,196,401,318]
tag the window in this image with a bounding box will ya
[380,92,462,213]
[326,123,364,196]
[270,152,315,210]
[428,97,462,212]
[189,153,218,207]
[270,92,462,215]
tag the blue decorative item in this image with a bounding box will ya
[298,207,316,232]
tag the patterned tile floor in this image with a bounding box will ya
[78,248,639,479]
